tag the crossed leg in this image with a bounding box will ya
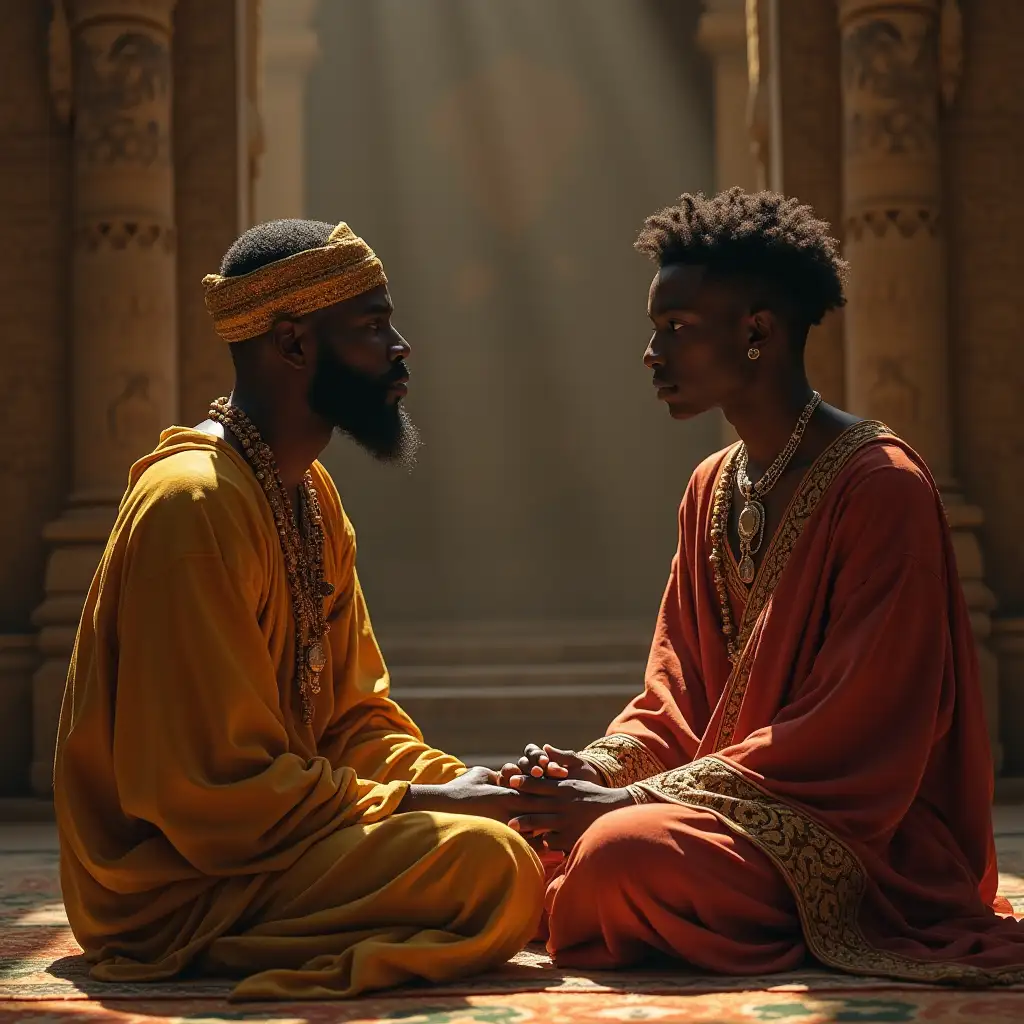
[545,803,807,973]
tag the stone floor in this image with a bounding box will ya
[0,820,57,853]
[994,803,1024,840]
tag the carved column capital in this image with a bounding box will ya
[64,0,177,29]
[837,0,939,25]
[65,0,177,226]
[839,4,940,137]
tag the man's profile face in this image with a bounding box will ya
[643,264,753,421]
[305,285,421,467]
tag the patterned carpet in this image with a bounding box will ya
[3,830,1024,1023]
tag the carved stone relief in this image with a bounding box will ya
[844,207,941,241]
[73,28,172,168]
[105,373,164,450]
[75,221,176,252]
[842,16,939,157]
[866,358,921,429]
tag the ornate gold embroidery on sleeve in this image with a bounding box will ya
[634,756,1024,986]
[576,733,667,788]
[626,783,654,805]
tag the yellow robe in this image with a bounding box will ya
[54,429,543,1000]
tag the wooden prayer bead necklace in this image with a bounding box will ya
[209,397,334,725]
[709,391,821,664]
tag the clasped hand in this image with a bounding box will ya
[503,774,635,852]
[422,748,635,853]
[488,743,634,853]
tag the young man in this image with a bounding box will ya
[502,188,1024,983]
[54,219,547,1001]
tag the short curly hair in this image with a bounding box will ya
[219,218,335,277]
[635,187,847,333]
[217,219,337,364]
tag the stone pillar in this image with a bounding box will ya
[699,0,761,446]
[31,0,179,795]
[699,0,760,195]
[254,0,319,222]
[744,0,772,191]
[838,0,1000,772]
[942,0,1024,778]
[768,0,846,409]
[173,0,249,426]
[738,1,846,422]
[0,1,74,795]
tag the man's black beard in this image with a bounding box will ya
[307,349,421,469]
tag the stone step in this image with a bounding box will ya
[389,660,643,766]
[376,621,651,668]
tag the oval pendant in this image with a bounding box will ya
[320,580,335,598]
[306,641,326,675]
[737,500,763,542]
[738,554,756,585]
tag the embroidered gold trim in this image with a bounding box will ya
[710,421,891,751]
[634,756,1024,986]
[626,783,653,805]
[577,733,667,788]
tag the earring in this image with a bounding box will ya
[747,346,761,361]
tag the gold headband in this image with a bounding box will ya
[202,222,388,343]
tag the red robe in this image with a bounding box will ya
[546,422,1024,983]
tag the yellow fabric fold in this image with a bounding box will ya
[53,429,542,999]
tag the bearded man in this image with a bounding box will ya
[54,219,545,1001]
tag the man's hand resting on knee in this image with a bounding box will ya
[498,744,601,786]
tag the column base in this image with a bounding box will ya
[944,493,1002,775]
[992,617,1024,778]
[0,635,38,796]
[30,507,116,797]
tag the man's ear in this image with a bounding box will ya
[745,309,780,347]
[270,317,311,370]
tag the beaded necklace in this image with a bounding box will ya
[209,397,333,724]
